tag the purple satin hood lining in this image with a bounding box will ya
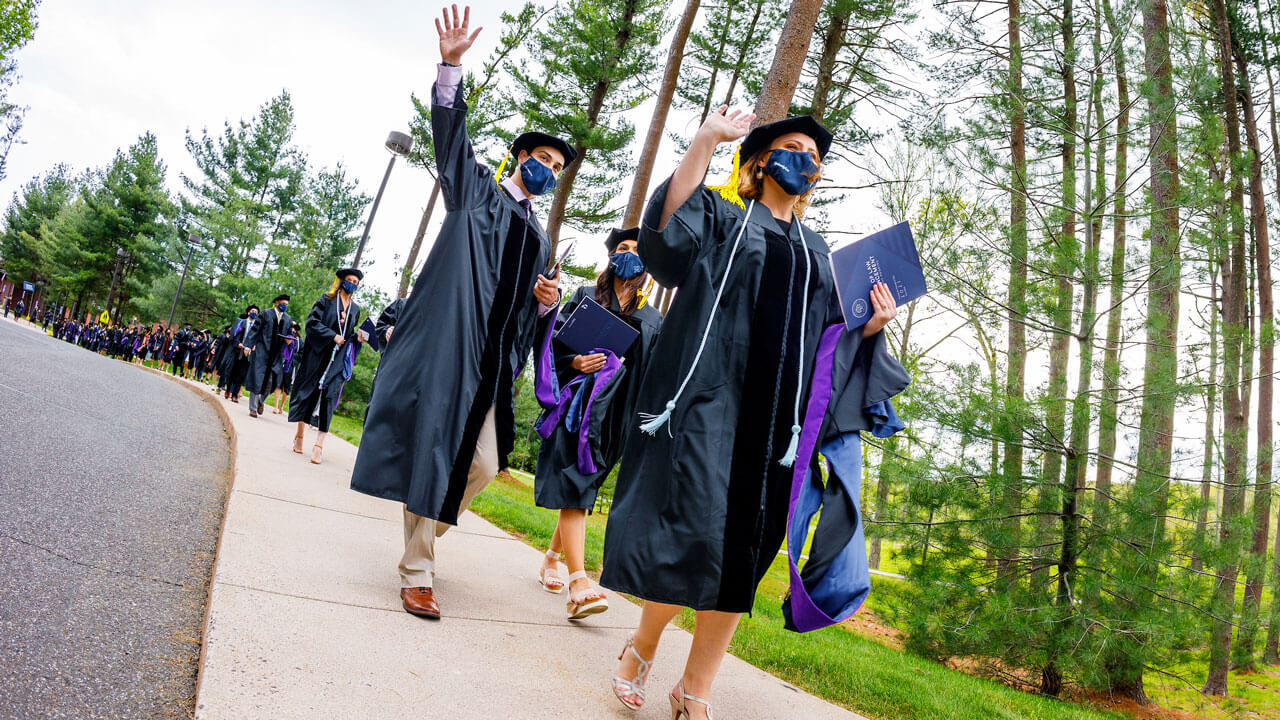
[785,323,845,633]
[533,302,622,475]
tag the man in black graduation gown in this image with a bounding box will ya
[244,294,293,417]
[225,305,258,403]
[350,5,566,619]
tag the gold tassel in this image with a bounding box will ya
[494,148,512,185]
[705,145,745,209]
[636,277,657,309]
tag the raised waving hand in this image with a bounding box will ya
[436,4,482,65]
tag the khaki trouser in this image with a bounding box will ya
[399,405,498,588]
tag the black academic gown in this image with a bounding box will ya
[533,285,662,510]
[227,319,255,391]
[349,76,552,526]
[244,306,293,395]
[287,294,362,432]
[599,180,910,613]
[374,298,405,349]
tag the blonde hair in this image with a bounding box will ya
[323,276,341,300]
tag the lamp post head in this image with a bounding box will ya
[117,247,127,258]
[385,131,413,156]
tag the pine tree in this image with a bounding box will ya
[510,0,667,245]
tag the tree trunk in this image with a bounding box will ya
[1195,257,1219,574]
[1038,0,1076,603]
[751,0,825,125]
[1231,38,1274,672]
[1204,0,1247,694]
[544,0,638,245]
[719,0,767,109]
[1261,0,1280,663]
[1106,0,1181,700]
[623,0,700,229]
[997,0,1028,586]
[399,179,442,298]
[810,6,849,124]
[1093,0,1128,553]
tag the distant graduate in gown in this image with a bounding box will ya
[272,321,301,414]
[288,269,366,463]
[531,227,662,622]
[244,293,293,417]
[348,5,565,621]
[226,306,258,402]
[600,110,910,717]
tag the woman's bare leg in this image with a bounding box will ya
[677,610,742,718]
[614,600,681,705]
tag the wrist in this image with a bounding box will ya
[441,56,461,67]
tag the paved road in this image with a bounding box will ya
[0,319,231,719]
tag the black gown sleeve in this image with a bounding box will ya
[306,298,337,344]
[431,76,493,212]
[638,177,734,288]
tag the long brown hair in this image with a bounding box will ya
[735,147,821,219]
[595,258,647,317]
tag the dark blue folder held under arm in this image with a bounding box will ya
[829,220,929,331]
[555,296,639,357]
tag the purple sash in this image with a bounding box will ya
[785,323,848,632]
[532,302,623,475]
[282,340,295,372]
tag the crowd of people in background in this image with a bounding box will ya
[3,295,305,408]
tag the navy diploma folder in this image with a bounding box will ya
[555,296,639,357]
[829,220,928,330]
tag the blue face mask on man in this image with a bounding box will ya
[248,311,258,320]
[277,302,288,313]
[609,250,645,280]
[764,148,820,196]
[340,280,359,295]
[519,156,557,196]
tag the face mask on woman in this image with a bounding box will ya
[609,250,645,280]
[764,148,820,196]
[519,156,557,196]
[340,280,359,295]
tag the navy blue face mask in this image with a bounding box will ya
[341,280,358,295]
[519,156,557,196]
[609,250,645,280]
[764,148,820,196]
[277,302,288,313]
[248,311,258,320]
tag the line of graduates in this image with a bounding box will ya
[346,8,911,720]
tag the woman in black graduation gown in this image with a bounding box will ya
[288,268,366,464]
[601,109,909,718]
[532,228,662,621]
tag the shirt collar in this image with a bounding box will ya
[500,175,529,205]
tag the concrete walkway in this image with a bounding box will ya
[151,370,868,719]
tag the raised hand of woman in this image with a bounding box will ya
[698,105,756,146]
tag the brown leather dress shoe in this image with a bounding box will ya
[401,587,441,619]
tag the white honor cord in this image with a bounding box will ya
[639,199,757,436]
[778,231,812,468]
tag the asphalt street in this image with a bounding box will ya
[0,319,231,719]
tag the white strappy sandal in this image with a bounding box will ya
[538,549,565,593]
[565,571,609,620]
[669,681,713,720]
[611,634,654,710]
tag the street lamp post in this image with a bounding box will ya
[167,234,200,329]
[105,247,127,324]
[351,130,414,268]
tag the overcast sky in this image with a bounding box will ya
[1,0,647,297]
